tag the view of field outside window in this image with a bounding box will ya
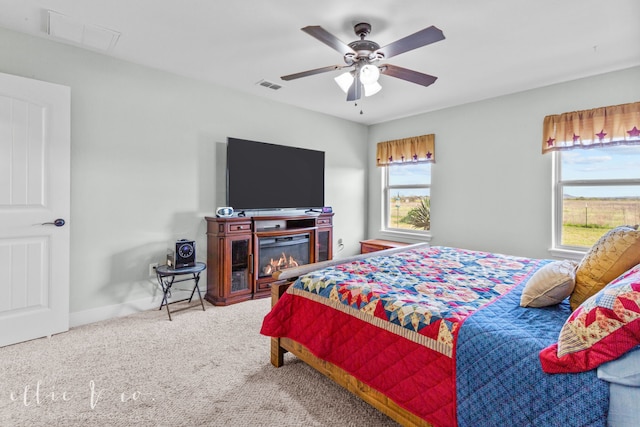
[386,163,431,231]
[560,145,640,248]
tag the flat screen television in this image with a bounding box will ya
[226,137,325,211]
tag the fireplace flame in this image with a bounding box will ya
[263,252,300,276]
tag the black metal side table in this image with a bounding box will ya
[155,262,206,320]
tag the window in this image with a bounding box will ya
[383,162,431,232]
[554,145,640,250]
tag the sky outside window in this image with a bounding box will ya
[561,145,640,198]
[388,162,431,186]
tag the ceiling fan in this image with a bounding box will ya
[281,22,445,102]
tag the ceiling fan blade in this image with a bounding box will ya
[346,73,361,102]
[376,26,445,59]
[301,26,356,56]
[281,65,343,81]
[380,64,438,87]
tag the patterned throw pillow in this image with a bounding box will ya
[520,260,577,307]
[570,225,640,310]
[540,263,640,373]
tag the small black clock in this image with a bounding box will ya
[178,242,194,258]
[168,239,196,269]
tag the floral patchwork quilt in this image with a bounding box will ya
[292,246,541,356]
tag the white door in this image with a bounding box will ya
[0,72,70,347]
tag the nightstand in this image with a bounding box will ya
[360,239,410,254]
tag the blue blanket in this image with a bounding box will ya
[456,279,609,426]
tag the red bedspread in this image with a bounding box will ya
[262,292,455,423]
[260,246,544,426]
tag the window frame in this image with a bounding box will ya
[381,163,432,239]
[552,150,640,257]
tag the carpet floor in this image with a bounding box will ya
[0,297,399,426]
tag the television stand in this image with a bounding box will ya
[204,212,334,306]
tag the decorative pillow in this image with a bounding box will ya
[520,260,578,307]
[597,345,640,386]
[540,263,640,373]
[570,225,640,310]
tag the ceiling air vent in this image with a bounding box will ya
[47,10,120,51]
[256,80,283,90]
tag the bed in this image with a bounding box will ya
[261,242,640,427]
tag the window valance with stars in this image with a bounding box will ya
[542,101,640,154]
[376,134,435,167]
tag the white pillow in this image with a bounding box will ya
[520,260,578,307]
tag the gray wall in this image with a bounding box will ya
[2,25,638,323]
[368,66,640,259]
[0,27,368,322]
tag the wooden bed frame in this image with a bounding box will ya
[268,244,432,427]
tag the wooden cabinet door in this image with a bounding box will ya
[224,235,253,300]
[317,228,332,262]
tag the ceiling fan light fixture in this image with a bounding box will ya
[360,64,380,85]
[364,81,382,97]
[334,72,354,93]
[283,22,444,104]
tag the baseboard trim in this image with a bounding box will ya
[69,290,194,327]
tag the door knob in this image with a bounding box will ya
[42,218,66,227]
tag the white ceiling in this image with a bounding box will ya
[0,0,639,125]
